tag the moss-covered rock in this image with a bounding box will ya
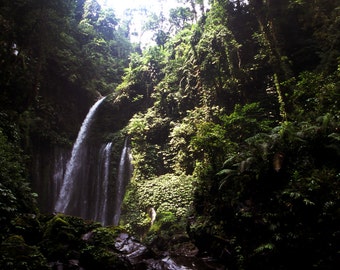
[11,214,43,246]
[39,214,100,262]
[0,235,49,270]
[80,226,129,269]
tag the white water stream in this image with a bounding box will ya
[55,97,106,214]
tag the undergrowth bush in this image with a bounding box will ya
[189,115,340,269]
[121,174,195,238]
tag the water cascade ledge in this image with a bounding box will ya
[53,97,132,225]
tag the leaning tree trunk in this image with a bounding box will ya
[249,0,293,121]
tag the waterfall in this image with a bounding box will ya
[54,97,106,215]
[94,142,112,226]
[113,138,133,225]
[32,146,69,213]
[52,148,69,209]
[51,96,133,226]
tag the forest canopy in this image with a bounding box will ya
[0,0,339,269]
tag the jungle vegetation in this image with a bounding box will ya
[0,0,339,269]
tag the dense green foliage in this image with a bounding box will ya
[0,0,132,143]
[0,125,38,236]
[122,174,194,237]
[118,0,340,268]
[0,0,134,267]
[0,0,339,269]
[0,214,129,269]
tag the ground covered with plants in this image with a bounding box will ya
[0,213,134,269]
[117,0,340,268]
[1,0,339,269]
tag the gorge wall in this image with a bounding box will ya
[30,94,136,226]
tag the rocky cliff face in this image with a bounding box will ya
[29,89,148,222]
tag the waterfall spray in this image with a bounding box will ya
[94,142,112,225]
[113,137,133,225]
[52,149,69,209]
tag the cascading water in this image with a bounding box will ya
[54,97,106,216]
[113,137,133,225]
[94,142,113,225]
[52,148,69,209]
[52,96,133,226]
